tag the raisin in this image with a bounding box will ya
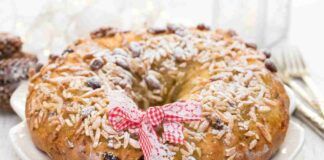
[62,48,74,55]
[90,27,117,39]
[263,51,271,58]
[49,54,59,61]
[103,152,119,160]
[148,27,166,34]
[90,58,104,71]
[196,24,210,31]
[138,155,144,160]
[86,77,101,89]
[245,42,257,49]
[212,118,224,130]
[265,59,277,72]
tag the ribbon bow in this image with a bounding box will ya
[107,101,202,160]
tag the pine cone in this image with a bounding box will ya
[0,32,40,111]
[0,81,20,111]
[0,33,23,59]
[0,54,39,111]
[0,55,38,84]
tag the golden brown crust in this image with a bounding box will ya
[26,25,289,160]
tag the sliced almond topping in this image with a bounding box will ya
[214,109,229,123]
[257,106,271,113]
[225,147,236,157]
[129,138,140,149]
[123,132,130,148]
[256,122,272,143]
[197,120,209,132]
[93,128,101,148]
[264,98,277,107]
[249,139,258,150]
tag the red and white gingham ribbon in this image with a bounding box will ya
[107,101,202,160]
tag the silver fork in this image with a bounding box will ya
[274,46,324,117]
[273,46,324,138]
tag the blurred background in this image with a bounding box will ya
[0,0,322,79]
[0,0,291,56]
[0,0,324,159]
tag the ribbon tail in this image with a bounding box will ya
[108,106,143,131]
[162,122,185,144]
[139,119,173,160]
[162,101,202,122]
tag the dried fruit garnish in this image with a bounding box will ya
[138,155,144,160]
[265,59,277,72]
[86,77,101,89]
[90,27,117,39]
[49,54,59,61]
[103,152,119,160]
[196,24,210,31]
[62,48,74,55]
[212,118,224,130]
[90,58,104,71]
[148,27,166,34]
[246,42,257,49]
[263,51,271,58]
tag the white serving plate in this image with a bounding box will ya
[9,82,303,160]
[10,81,28,120]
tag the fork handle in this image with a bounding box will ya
[288,80,316,108]
[302,75,324,117]
[294,99,324,139]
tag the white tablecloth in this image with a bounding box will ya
[288,0,324,159]
[1,0,324,159]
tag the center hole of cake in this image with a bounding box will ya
[135,64,205,110]
[139,78,181,109]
